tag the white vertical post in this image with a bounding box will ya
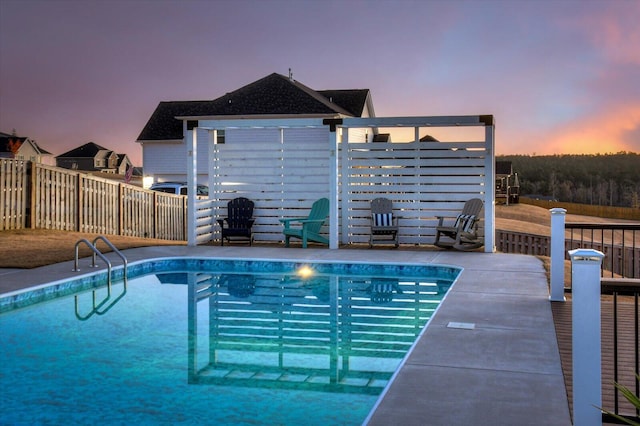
[483,122,495,253]
[208,129,216,200]
[208,129,217,243]
[570,248,604,426]
[340,128,350,245]
[187,272,197,378]
[329,127,339,249]
[550,208,567,301]
[187,127,197,246]
[329,275,339,382]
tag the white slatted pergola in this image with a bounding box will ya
[184,115,495,252]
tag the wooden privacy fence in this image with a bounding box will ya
[496,230,550,256]
[1,160,186,240]
[203,126,491,246]
[0,159,28,230]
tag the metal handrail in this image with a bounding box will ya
[91,235,128,281]
[566,222,639,279]
[72,235,129,321]
[600,278,640,422]
[73,238,112,280]
[74,280,128,321]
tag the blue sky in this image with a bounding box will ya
[1,0,638,165]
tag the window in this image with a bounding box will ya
[217,129,225,144]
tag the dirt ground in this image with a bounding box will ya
[0,203,634,269]
[0,229,184,268]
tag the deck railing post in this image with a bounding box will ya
[550,208,567,301]
[570,248,604,426]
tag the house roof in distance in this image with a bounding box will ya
[496,161,513,176]
[137,73,371,142]
[0,131,51,155]
[0,132,27,154]
[57,142,112,158]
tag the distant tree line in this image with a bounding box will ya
[497,152,640,208]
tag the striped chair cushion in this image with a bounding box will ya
[463,215,477,232]
[373,213,393,227]
[454,214,477,232]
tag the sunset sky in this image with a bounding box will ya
[1,0,639,166]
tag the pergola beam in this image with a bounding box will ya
[342,115,494,128]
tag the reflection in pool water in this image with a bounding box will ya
[0,259,458,425]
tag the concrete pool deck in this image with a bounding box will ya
[0,246,571,425]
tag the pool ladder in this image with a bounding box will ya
[73,236,128,286]
[73,236,128,320]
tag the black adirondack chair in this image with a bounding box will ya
[216,197,255,246]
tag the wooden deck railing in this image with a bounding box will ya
[566,223,640,279]
[498,225,640,280]
[600,278,640,424]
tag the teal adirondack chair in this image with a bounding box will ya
[280,198,330,248]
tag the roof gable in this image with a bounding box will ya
[32,142,52,155]
[0,132,52,156]
[57,142,109,158]
[0,133,27,154]
[137,73,372,141]
[317,89,369,117]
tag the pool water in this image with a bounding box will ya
[0,258,459,425]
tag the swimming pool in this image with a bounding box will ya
[0,258,460,425]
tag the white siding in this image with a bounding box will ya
[174,116,494,249]
[342,140,489,245]
[212,127,330,242]
[207,127,489,246]
[142,130,210,184]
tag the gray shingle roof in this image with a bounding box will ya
[57,142,109,158]
[137,73,370,141]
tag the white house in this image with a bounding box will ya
[0,131,54,165]
[136,72,496,251]
[137,72,376,186]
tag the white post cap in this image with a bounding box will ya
[568,248,604,262]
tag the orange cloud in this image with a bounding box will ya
[535,104,640,154]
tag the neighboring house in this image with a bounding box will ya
[495,160,520,204]
[115,154,133,175]
[56,142,132,174]
[136,72,376,185]
[0,131,55,165]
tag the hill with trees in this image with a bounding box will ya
[498,152,640,208]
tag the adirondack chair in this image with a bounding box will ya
[280,198,330,248]
[216,197,255,246]
[434,198,484,251]
[368,278,402,304]
[369,197,399,248]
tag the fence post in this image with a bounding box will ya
[569,248,604,426]
[550,208,567,301]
